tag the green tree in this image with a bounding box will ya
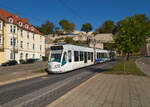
[81,23,93,46]
[59,19,75,34]
[96,20,115,33]
[81,23,93,33]
[114,14,150,72]
[36,21,54,35]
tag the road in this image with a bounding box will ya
[0,60,118,107]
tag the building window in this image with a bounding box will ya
[0,34,2,44]
[10,38,16,46]
[0,21,2,30]
[27,43,29,49]
[20,53,23,59]
[74,51,79,62]
[25,24,29,29]
[20,41,23,48]
[33,34,35,40]
[13,26,16,33]
[32,54,35,59]
[19,22,22,27]
[9,18,13,23]
[40,45,42,50]
[27,32,29,38]
[33,44,35,50]
[10,38,13,46]
[31,27,34,31]
[21,29,23,36]
[10,25,13,33]
[40,36,42,41]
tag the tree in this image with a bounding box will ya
[81,23,93,46]
[81,23,93,33]
[96,20,115,33]
[59,19,75,34]
[36,21,55,35]
[114,14,150,72]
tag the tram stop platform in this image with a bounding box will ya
[48,73,150,107]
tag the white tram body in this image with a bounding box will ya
[47,44,115,73]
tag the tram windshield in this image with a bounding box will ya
[50,50,62,63]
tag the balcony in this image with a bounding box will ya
[0,44,4,51]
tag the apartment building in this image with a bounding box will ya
[0,8,45,65]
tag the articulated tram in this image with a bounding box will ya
[47,44,115,73]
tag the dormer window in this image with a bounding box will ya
[31,27,34,31]
[9,18,13,23]
[19,22,22,27]
[25,24,29,29]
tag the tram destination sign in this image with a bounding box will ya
[51,46,63,50]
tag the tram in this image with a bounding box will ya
[47,44,115,73]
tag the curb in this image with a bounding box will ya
[0,73,47,86]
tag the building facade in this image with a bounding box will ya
[0,8,45,65]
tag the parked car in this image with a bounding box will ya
[1,60,18,66]
[24,59,36,64]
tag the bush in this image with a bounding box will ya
[42,56,48,61]
[19,59,26,64]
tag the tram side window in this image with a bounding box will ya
[97,52,100,59]
[68,50,72,62]
[62,52,67,66]
[80,51,84,61]
[74,51,79,62]
[91,52,93,62]
[88,52,90,60]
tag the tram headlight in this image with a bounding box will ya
[55,64,60,68]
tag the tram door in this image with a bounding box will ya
[84,52,87,63]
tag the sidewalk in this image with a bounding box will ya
[48,74,150,107]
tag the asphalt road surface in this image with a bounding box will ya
[0,60,119,107]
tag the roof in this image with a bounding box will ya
[0,8,42,35]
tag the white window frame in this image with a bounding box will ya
[20,41,23,48]
[25,24,29,29]
[27,43,29,49]
[40,45,42,51]
[13,26,16,34]
[10,25,13,33]
[21,29,23,36]
[0,34,2,44]
[27,32,29,39]
[19,22,22,27]
[33,43,35,50]
[0,21,2,30]
[40,36,42,42]
[20,53,23,59]
[9,18,13,23]
[31,27,34,31]
[33,33,35,40]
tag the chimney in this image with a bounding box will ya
[16,14,19,18]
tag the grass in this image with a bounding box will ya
[103,57,146,76]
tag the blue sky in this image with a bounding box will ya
[0,0,150,30]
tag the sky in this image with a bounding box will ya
[0,0,150,30]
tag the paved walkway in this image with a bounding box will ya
[48,74,150,107]
[136,57,150,76]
